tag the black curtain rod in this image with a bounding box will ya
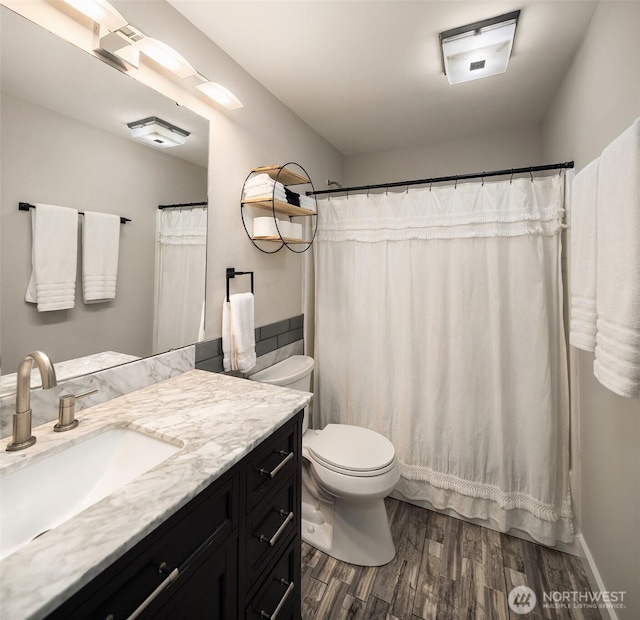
[307,161,575,196]
[158,201,208,210]
[19,202,130,224]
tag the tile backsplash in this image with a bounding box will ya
[196,314,304,375]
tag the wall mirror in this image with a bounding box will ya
[0,6,209,395]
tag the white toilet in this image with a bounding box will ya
[249,355,400,567]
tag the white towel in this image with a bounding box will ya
[593,117,640,398]
[569,158,599,351]
[25,203,78,311]
[244,173,274,189]
[82,212,120,303]
[243,180,287,199]
[299,194,316,211]
[222,293,256,373]
[243,185,287,201]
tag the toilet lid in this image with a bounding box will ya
[308,424,396,473]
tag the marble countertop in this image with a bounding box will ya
[0,369,311,620]
[0,351,140,397]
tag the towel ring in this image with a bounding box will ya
[226,267,254,302]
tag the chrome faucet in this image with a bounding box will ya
[6,351,58,451]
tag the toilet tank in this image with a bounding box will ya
[248,356,314,430]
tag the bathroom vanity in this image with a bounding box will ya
[0,370,310,620]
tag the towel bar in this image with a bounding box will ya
[19,202,131,224]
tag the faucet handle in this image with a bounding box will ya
[54,389,98,432]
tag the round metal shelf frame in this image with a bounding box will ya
[240,161,318,254]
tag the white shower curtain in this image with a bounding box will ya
[314,175,572,545]
[153,207,207,354]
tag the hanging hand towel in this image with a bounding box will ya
[222,293,256,373]
[82,212,120,303]
[569,158,599,351]
[594,117,640,398]
[25,203,78,311]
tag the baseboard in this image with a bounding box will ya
[575,533,618,620]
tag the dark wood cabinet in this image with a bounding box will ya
[46,411,302,620]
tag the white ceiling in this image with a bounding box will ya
[168,0,597,156]
[0,6,209,168]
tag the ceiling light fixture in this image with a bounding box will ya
[63,0,127,32]
[439,10,520,85]
[127,117,190,148]
[196,81,243,110]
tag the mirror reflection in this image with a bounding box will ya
[0,7,209,393]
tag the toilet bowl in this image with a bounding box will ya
[249,356,400,566]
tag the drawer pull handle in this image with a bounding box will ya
[258,451,293,478]
[259,580,295,619]
[259,510,294,547]
[126,565,179,620]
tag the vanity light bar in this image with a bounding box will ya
[196,81,244,110]
[62,0,243,110]
[134,37,198,79]
[63,0,127,32]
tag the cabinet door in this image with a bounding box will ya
[145,534,238,620]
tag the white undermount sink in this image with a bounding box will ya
[0,427,182,560]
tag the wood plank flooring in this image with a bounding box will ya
[301,498,601,620]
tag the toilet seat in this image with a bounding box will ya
[306,424,397,478]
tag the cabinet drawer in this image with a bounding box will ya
[247,420,297,511]
[247,476,297,585]
[246,542,296,620]
[47,476,237,620]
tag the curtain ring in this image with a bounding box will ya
[509,169,514,184]
[405,183,409,194]
[454,175,458,189]
[367,187,371,197]
[429,182,433,192]
[346,189,349,200]
[481,172,485,187]
[529,167,534,182]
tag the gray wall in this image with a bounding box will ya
[0,94,207,371]
[111,1,345,343]
[542,3,640,619]
[344,124,541,186]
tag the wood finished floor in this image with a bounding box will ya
[301,498,601,620]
